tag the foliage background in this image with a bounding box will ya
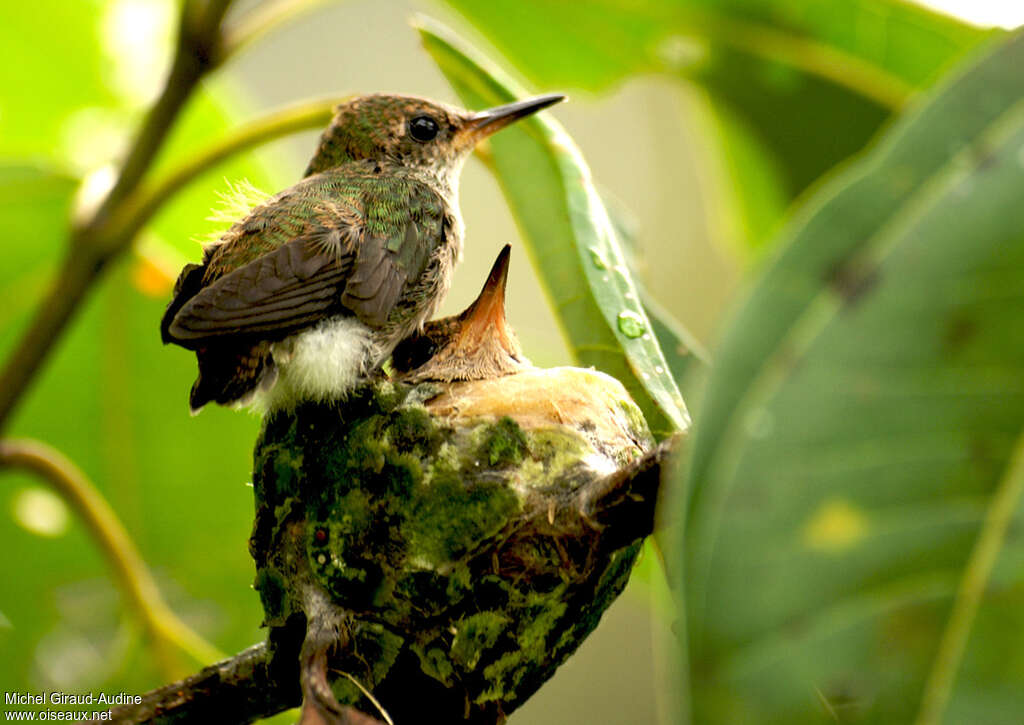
[1,1,1022,723]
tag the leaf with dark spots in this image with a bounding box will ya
[943,313,978,354]
[674,31,1024,725]
[826,258,881,309]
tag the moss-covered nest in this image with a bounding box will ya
[250,369,653,723]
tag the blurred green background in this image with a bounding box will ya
[2,1,1023,723]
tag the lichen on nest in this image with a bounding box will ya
[250,374,653,723]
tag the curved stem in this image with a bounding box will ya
[0,438,223,667]
[915,428,1024,725]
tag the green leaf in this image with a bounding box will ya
[641,290,709,389]
[603,187,710,385]
[417,18,689,436]
[678,31,1024,723]
[441,0,989,255]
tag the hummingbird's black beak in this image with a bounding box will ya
[462,94,566,143]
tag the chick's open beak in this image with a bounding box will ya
[460,93,566,145]
[461,243,512,336]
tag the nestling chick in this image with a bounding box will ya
[390,243,529,382]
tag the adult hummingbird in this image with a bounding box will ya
[160,92,564,413]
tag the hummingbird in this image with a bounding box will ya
[160,92,564,413]
[391,243,529,382]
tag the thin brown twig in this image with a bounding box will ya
[0,438,223,668]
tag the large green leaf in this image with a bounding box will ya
[418,19,689,436]
[441,0,988,255]
[679,30,1024,723]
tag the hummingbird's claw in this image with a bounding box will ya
[296,592,386,725]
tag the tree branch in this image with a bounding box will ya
[80,641,299,725]
[0,438,223,669]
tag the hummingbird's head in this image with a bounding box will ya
[305,93,566,183]
[392,244,530,382]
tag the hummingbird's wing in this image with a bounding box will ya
[162,176,441,347]
[163,236,353,344]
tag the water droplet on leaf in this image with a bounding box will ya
[617,311,646,338]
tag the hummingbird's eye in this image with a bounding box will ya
[409,115,439,143]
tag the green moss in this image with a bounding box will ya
[527,428,587,464]
[415,645,455,686]
[445,563,473,600]
[330,677,363,706]
[388,405,443,456]
[327,489,375,538]
[270,446,303,500]
[478,417,529,467]
[403,470,520,566]
[479,598,568,703]
[253,567,288,626]
[515,428,591,491]
[617,399,654,450]
[353,621,405,685]
[371,380,403,411]
[271,497,299,532]
[333,418,387,479]
[379,450,422,498]
[451,611,510,670]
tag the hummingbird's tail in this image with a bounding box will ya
[189,343,277,415]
